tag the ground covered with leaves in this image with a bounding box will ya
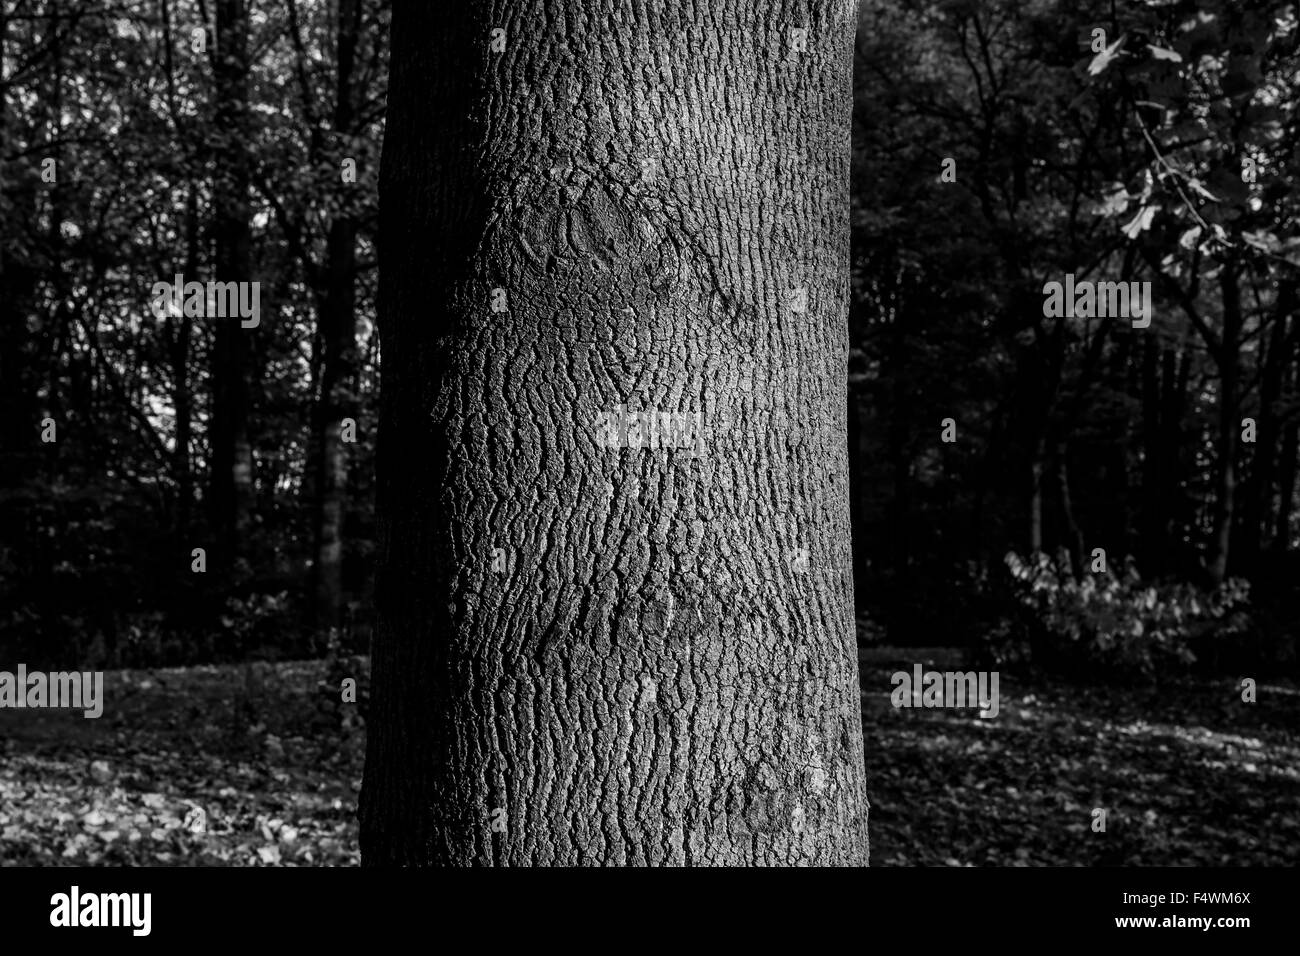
[862,649,1300,866]
[2,653,1295,865]
[0,662,361,866]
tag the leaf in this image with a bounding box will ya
[1243,231,1279,253]
[1096,183,1130,217]
[1122,205,1157,238]
[1148,45,1182,62]
[182,806,207,834]
[1088,35,1126,75]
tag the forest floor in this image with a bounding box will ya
[861,648,1299,865]
[1,652,1296,866]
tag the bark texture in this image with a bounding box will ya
[362,0,868,866]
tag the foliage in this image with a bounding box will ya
[990,550,1253,678]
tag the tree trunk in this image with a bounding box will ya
[888,312,911,584]
[1029,437,1045,554]
[1056,442,1085,575]
[1276,418,1298,552]
[1167,344,1194,575]
[170,186,199,537]
[209,0,254,568]
[1139,336,1165,574]
[0,8,38,479]
[362,0,868,866]
[1276,323,1300,552]
[1209,262,1242,585]
[310,0,362,632]
[1237,281,1296,572]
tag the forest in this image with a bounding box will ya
[1,0,1297,866]
[849,0,1298,680]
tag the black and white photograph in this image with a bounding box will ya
[0,0,1294,936]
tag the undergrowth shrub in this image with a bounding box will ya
[984,550,1253,680]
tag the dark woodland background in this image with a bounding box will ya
[1,0,1298,866]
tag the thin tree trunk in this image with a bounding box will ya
[1276,426,1298,552]
[209,0,254,568]
[310,0,362,632]
[1276,323,1300,552]
[1056,442,1085,575]
[172,186,198,536]
[1209,262,1243,585]
[1025,324,1064,557]
[362,0,868,866]
[1029,437,1045,554]
[1168,344,1193,573]
[45,3,74,483]
[0,3,34,475]
[888,313,911,582]
[1140,336,1164,574]
[1238,282,1295,571]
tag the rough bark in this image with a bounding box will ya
[362,0,868,866]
